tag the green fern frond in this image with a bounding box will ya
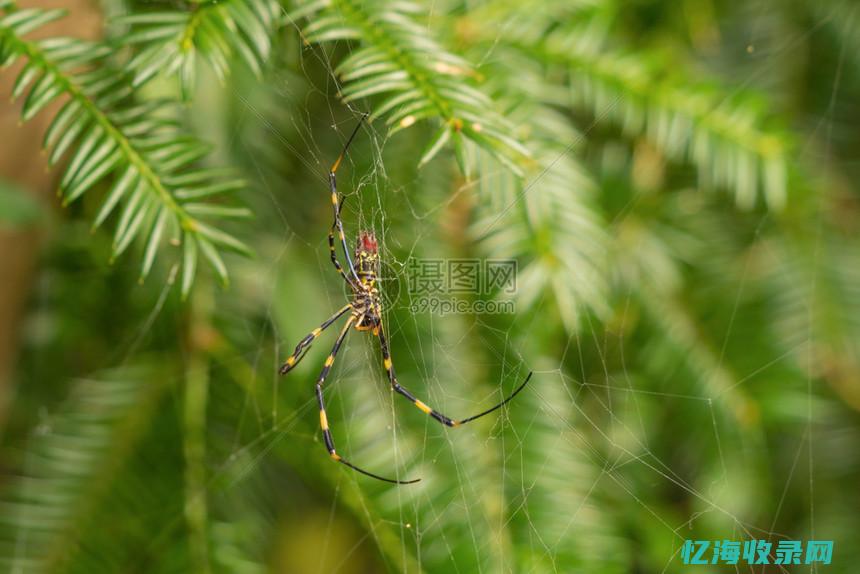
[115,0,280,99]
[329,332,514,570]
[767,230,860,407]
[603,186,751,414]
[545,35,788,209]
[462,2,790,209]
[508,370,629,572]
[474,106,609,332]
[0,368,168,572]
[291,0,530,175]
[638,287,754,425]
[0,7,252,296]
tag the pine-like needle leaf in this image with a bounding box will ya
[0,7,252,295]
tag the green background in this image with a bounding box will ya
[1,0,859,572]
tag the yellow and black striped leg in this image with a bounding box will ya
[315,315,419,485]
[279,304,352,375]
[377,326,533,427]
[328,199,357,289]
[328,114,368,286]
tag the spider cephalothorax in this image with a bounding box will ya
[278,115,531,485]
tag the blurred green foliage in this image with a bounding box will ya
[1,0,859,572]
[0,178,44,228]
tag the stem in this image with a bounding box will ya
[184,281,212,574]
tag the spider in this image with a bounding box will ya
[279,115,532,484]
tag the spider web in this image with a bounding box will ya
[5,2,856,573]
[192,7,840,570]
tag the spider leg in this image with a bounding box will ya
[376,325,532,427]
[328,114,369,286]
[315,314,420,485]
[328,197,358,289]
[279,304,352,375]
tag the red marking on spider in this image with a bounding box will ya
[359,231,378,253]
